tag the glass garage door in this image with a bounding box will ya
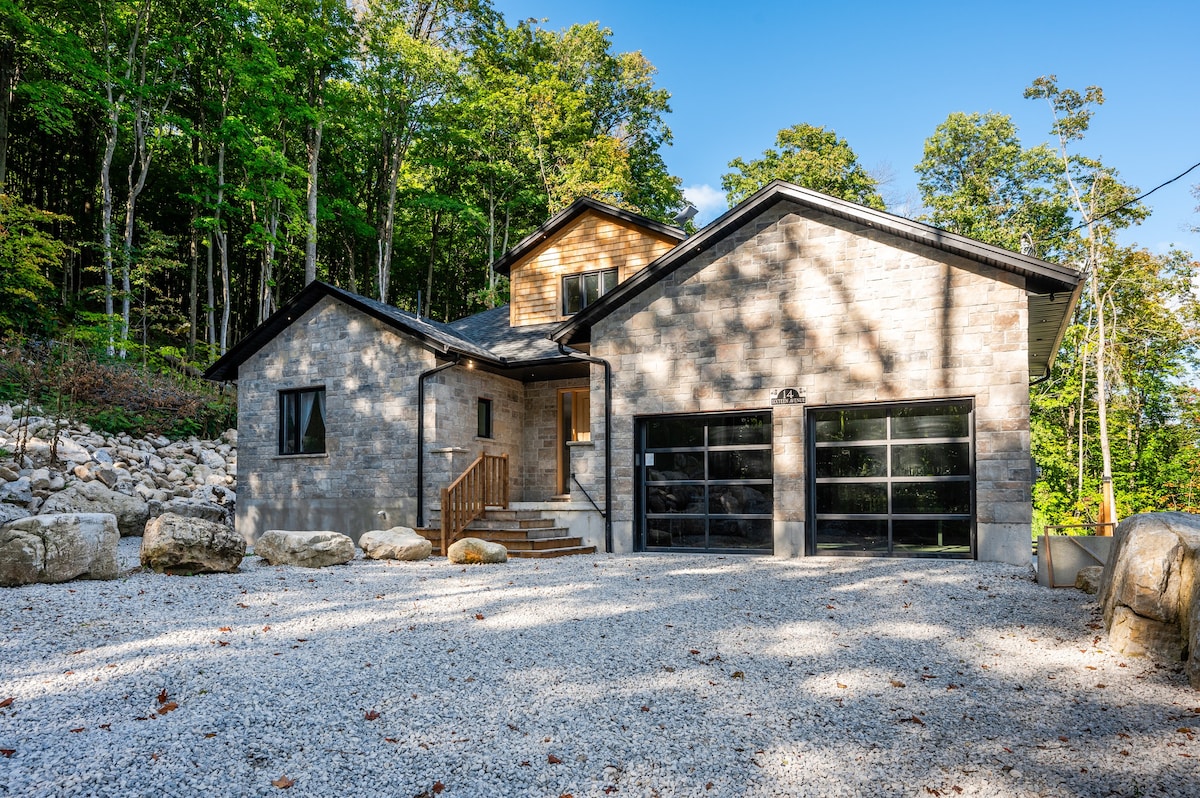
[638,412,773,553]
[809,401,974,558]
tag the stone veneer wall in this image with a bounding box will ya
[589,200,1032,564]
[424,367,525,512]
[236,296,437,542]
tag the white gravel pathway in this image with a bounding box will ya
[1,539,1197,797]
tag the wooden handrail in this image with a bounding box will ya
[440,453,509,554]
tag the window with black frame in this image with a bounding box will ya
[562,268,618,315]
[809,401,973,557]
[279,387,326,455]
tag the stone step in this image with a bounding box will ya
[457,517,557,531]
[416,527,567,542]
[415,529,594,559]
[501,535,585,551]
[507,545,596,559]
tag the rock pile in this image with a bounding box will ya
[0,403,237,535]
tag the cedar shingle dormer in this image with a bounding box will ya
[493,198,685,328]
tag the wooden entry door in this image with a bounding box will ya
[557,388,591,495]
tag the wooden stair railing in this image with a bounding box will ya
[440,453,509,555]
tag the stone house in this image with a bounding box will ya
[205,181,1082,564]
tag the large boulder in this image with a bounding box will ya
[254,530,354,568]
[360,526,432,561]
[0,513,119,586]
[147,497,231,527]
[1098,512,1200,688]
[141,512,245,574]
[40,480,149,537]
[447,537,508,565]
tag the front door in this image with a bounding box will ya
[637,411,774,553]
[557,388,590,495]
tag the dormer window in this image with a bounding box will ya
[562,268,618,315]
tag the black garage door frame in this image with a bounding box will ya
[806,398,976,558]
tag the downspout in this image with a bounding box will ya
[558,343,613,553]
[417,356,459,527]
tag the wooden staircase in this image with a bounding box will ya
[419,508,596,559]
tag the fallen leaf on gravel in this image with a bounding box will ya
[890,679,906,688]
[272,775,294,789]
[689,649,700,655]
[157,702,178,715]
[1059,736,1069,742]
[364,710,380,721]
[899,716,925,726]
[70,648,84,655]
[474,613,484,620]
[70,727,84,733]
[705,783,713,791]
[1178,727,1194,733]
[0,749,14,758]
[385,738,398,743]
[433,782,444,794]
[262,626,271,632]
[157,689,169,705]
[204,733,216,739]
[0,697,13,708]
[640,706,650,712]
[558,794,574,798]
[603,788,618,795]
[836,682,848,689]
[237,603,249,609]
[219,627,231,632]
[547,754,563,764]
[1096,683,1107,688]
[731,671,744,679]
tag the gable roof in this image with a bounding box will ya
[551,180,1085,379]
[204,282,575,382]
[490,197,686,277]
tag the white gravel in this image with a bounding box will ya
[2,540,1198,798]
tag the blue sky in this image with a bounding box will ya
[492,0,1200,257]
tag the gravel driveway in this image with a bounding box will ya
[1,539,1197,797]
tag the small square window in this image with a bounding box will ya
[279,388,326,454]
[477,398,493,439]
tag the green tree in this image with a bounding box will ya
[0,194,69,333]
[722,123,885,209]
[915,112,1071,257]
[1026,75,1146,528]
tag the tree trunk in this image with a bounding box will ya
[375,131,405,302]
[305,119,322,284]
[425,208,441,318]
[0,39,13,189]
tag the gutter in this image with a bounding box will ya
[416,357,459,528]
[558,343,613,553]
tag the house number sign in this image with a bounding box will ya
[771,387,806,406]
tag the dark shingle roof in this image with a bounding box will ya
[203,283,571,382]
[448,306,568,364]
